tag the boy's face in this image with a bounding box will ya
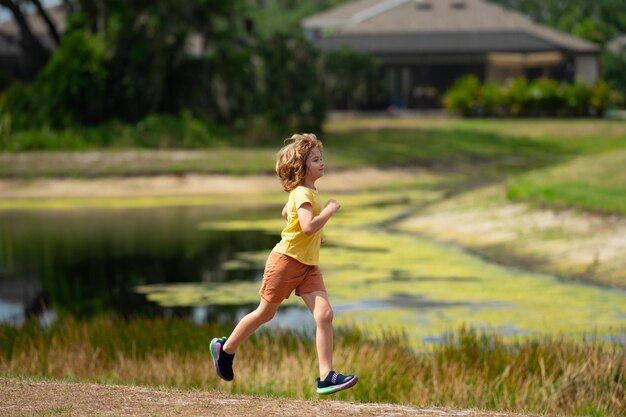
[305,146,324,183]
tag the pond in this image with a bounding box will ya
[1,188,626,348]
[0,206,279,325]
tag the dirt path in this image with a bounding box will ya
[0,168,421,200]
[0,378,539,417]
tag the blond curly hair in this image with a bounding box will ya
[275,133,323,192]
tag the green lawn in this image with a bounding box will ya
[0,119,586,177]
[326,126,563,173]
[329,118,626,215]
[507,149,626,215]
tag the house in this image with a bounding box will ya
[0,4,65,79]
[303,0,600,109]
[607,34,626,54]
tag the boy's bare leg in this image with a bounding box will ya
[301,291,334,380]
[222,298,281,354]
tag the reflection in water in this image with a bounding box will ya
[0,206,278,324]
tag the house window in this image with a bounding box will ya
[414,0,433,11]
[451,1,467,9]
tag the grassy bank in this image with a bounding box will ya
[326,118,626,215]
[0,149,278,178]
[507,149,626,215]
[0,127,562,179]
[3,118,626,217]
[1,317,624,417]
[0,114,231,152]
[7,118,626,178]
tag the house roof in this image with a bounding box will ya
[0,5,66,55]
[304,0,599,54]
[607,34,626,53]
[0,4,66,34]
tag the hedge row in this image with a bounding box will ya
[443,75,621,118]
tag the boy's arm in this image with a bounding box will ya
[297,199,340,236]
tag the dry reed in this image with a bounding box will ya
[1,317,624,417]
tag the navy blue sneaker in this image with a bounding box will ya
[316,370,358,395]
[210,337,234,381]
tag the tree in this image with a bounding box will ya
[0,0,62,77]
[63,0,247,121]
[1,1,251,127]
[602,50,626,103]
[487,0,626,45]
[1,0,331,133]
[245,0,352,38]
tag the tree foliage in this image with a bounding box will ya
[0,0,334,135]
[487,0,626,45]
[603,50,626,98]
[67,0,245,122]
[245,0,351,38]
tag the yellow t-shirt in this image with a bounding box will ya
[273,186,323,265]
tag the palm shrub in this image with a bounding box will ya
[503,77,530,116]
[442,75,482,117]
[527,77,563,116]
[589,80,612,117]
[479,81,505,116]
[562,80,592,116]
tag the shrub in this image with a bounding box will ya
[37,31,108,127]
[0,113,226,151]
[562,80,591,116]
[589,80,611,117]
[133,112,221,148]
[442,75,482,117]
[0,82,43,133]
[479,81,505,116]
[527,77,564,116]
[503,77,530,116]
[444,76,617,117]
[0,31,108,131]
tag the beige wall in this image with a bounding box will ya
[486,66,524,83]
[575,54,599,85]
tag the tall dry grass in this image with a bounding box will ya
[1,317,624,416]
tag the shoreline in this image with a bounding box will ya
[0,168,423,202]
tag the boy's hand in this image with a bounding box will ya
[326,199,341,212]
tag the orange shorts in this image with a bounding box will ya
[259,251,327,303]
